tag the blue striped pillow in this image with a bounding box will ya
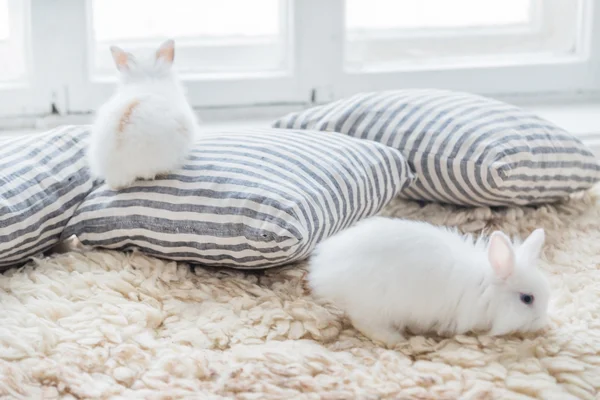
[63,128,413,269]
[273,89,600,206]
[0,126,96,269]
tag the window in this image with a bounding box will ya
[59,0,298,113]
[0,0,28,84]
[345,0,583,71]
[336,0,596,99]
[0,0,597,120]
[0,0,41,117]
[90,0,289,77]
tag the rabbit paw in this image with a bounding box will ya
[350,316,406,348]
[106,177,135,190]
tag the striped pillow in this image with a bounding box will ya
[63,128,413,269]
[273,89,600,206]
[0,126,96,269]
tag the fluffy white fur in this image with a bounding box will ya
[309,216,550,347]
[88,39,197,190]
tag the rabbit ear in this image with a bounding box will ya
[110,46,132,71]
[156,39,175,65]
[488,231,515,279]
[519,228,545,263]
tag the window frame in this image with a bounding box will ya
[344,0,581,72]
[0,0,48,117]
[62,0,306,113]
[0,0,599,119]
[336,0,600,99]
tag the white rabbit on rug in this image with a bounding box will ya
[309,216,550,347]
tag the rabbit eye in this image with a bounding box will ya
[520,293,534,305]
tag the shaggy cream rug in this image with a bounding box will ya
[2,190,600,400]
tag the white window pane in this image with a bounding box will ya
[345,0,583,71]
[346,0,532,31]
[90,0,288,77]
[93,0,280,41]
[0,0,9,40]
[0,0,28,83]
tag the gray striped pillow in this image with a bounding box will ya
[63,128,413,269]
[273,89,600,206]
[0,126,96,269]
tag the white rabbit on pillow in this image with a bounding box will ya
[88,39,197,190]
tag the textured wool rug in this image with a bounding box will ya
[1,190,600,400]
